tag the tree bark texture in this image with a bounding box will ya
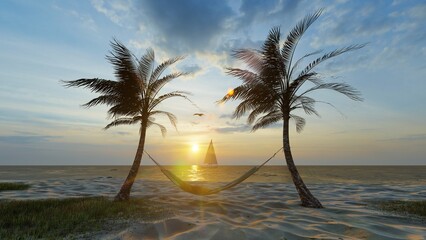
[114,124,147,201]
[283,117,323,208]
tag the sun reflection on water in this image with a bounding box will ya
[188,165,205,182]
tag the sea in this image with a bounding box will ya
[1,165,425,183]
[0,165,425,199]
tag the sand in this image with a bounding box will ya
[2,177,425,239]
[1,166,425,239]
[94,181,426,240]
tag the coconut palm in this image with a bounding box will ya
[220,10,364,208]
[63,39,192,201]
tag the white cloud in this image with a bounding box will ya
[90,0,132,27]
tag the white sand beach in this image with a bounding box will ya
[1,166,425,239]
[95,181,426,240]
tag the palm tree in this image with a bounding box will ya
[63,39,192,201]
[220,10,364,208]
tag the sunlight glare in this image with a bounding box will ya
[227,88,234,97]
[192,144,199,152]
[189,165,204,181]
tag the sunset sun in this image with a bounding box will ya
[191,144,199,152]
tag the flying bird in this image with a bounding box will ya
[193,113,204,117]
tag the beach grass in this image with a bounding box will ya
[0,182,30,191]
[0,197,172,239]
[374,200,426,217]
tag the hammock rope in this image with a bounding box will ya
[144,147,283,196]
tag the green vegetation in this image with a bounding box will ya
[0,182,30,191]
[0,197,173,239]
[374,200,426,217]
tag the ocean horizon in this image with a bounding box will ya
[1,165,425,184]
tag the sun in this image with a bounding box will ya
[192,144,199,152]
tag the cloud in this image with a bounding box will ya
[114,131,130,136]
[53,4,98,32]
[214,119,282,133]
[214,123,251,133]
[176,63,204,80]
[237,0,301,29]
[408,4,426,19]
[332,128,378,135]
[135,0,235,54]
[91,0,133,27]
[310,1,426,70]
[180,64,202,74]
[219,114,234,119]
[380,134,426,142]
[0,135,59,144]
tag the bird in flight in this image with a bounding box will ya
[193,113,204,117]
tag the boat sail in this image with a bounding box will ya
[203,140,218,166]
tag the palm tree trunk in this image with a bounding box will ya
[283,117,323,208]
[114,124,147,201]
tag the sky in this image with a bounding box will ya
[0,0,425,165]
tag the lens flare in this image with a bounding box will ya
[192,144,199,152]
[227,88,234,97]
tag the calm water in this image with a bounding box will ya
[1,165,425,185]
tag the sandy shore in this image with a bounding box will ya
[2,177,425,239]
[98,182,426,240]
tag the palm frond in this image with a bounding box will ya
[298,43,367,77]
[104,116,141,129]
[147,72,188,100]
[289,49,323,78]
[220,85,250,102]
[252,110,282,131]
[226,68,260,85]
[136,48,155,85]
[233,99,255,119]
[290,96,320,116]
[290,114,306,133]
[232,49,263,73]
[287,72,317,98]
[61,78,117,94]
[282,9,323,74]
[250,104,280,123]
[147,121,167,137]
[315,100,346,117]
[82,95,119,108]
[148,91,192,111]
[261,26,286,91]
[149,56,185,84]
[107,103,141,119]
[247,106,270,124]
[218,84,247,103]
[106,39,139,87]
[149,110,178,130]
[300,82,363,101]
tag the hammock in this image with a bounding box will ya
[144,147,283,196]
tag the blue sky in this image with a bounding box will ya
[0,0,425,165]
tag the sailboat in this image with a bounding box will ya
[203,140,218,167]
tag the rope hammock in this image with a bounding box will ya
[144,147,283,196]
